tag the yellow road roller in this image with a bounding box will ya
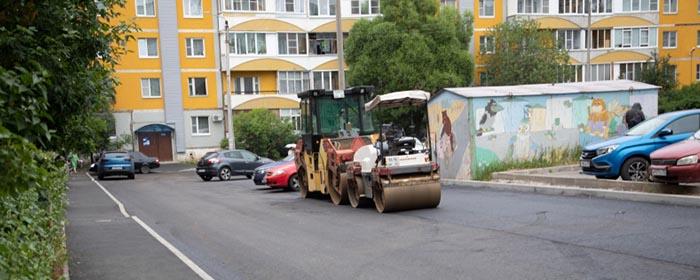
[346,90,441,213]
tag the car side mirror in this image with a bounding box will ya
[658,128,673,137]
[256,156,260,161]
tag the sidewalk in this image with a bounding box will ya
[66,174,198,280]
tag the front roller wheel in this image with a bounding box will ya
[299,168,311,199]
[348,175,370,208]
[328,171,349,205]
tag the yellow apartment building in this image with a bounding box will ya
[113,0,223,161]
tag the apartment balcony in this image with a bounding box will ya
[507,12,658,29]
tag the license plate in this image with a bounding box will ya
[580,160,591,168]
[651,168,667,177]
[197,168,205,173]
[111,166,123,170]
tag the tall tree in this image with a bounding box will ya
[0,0,134,155]
[640,52,677,91]
[233,109,297,160]
[345,1,473,95]
[484,19,570,86]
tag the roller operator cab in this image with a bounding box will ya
[295,86,378,205]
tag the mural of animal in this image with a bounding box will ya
[588,98,610,138]
[438,111,455,165]
[477,99,503,136]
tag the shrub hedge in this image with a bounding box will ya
[0,126,67,279]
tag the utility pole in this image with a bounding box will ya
[586,0,592,82]
[225,20,235,150]
[335,0,345,89]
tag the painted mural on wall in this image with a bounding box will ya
[429,90,658,180]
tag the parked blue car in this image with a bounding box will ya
[581,109,700,181]
[97,151,136,180]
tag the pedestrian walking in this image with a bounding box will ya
[624,103,645,129]
[68,152,79,174]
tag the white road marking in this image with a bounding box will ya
[85,172,130,217]
[132,216,215,280]
[84,172,215,280]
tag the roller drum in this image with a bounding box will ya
[373,177,441,213]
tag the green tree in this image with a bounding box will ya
[640,52,677,91]
[484,19,570,86]
[0,0,135,155]
[233,109,297,159]
[658,82,700,113]
[345,1,473,95]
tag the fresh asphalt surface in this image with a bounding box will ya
[67,170,700,280]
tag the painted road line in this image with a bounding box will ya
[85,172,130,218]
[84,172,215,280]
[132,216,215,280]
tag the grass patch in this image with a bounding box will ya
[472,147,582,181]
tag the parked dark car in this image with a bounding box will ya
[196,150,272,181]
[650,130,700,184]
[128,151,160,174]
[97,151,135,180]
[253,154,295,185]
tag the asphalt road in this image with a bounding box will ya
[70,171,700,280]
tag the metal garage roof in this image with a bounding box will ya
[438,80,659,99]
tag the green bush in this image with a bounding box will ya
[0,126,67,279]
[233,109,297,159]
[659,82,700,113]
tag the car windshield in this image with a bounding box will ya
[282,154,295,161]
[105,153,128,159]
[202,152,218,159]
[626,116,668,136]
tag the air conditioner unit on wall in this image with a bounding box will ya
[212,115,223,122]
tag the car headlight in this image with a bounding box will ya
[596,145,618,156]
[273,169,285,175]
[677,155,699,166]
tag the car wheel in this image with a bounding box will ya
[128,173,135,180]
[98,173,105,180]
[246,174,252,179]
[621,157,649,181]
[200,175,212,182]
[140,166,150,174]
[287,174,300,192]
[595,175,619,180]
[218,167,232,181]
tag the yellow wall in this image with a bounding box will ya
[473,0,504,85]
[181,72,219,109]
[176,0,215,29]
[115,31,162,70]
[179,32,217,69]
[659,0,700,85]
[113,72,165,111]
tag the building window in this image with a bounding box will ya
[280,109,302,131]
[140,78,161,98]
[696,30,700,46]
[138,38,158,58]
[313,71,339,90]
[559,0,585,14]
[184,0,203,17]
[479,72,490,86]
[223,0,265,11]
[622,0,658,11]
[696,64,700,81]
[235,77,260,94]
[351,0,380,15]
[589,64,612,81]
[278,71,310,94]
[590,29,611,49]
[278,33,307,55]
[662,31,677,48]
[310,33,345,55]
[517,0,549,13]
[310,0,335,15]
[277,0,305,13]
[663,0,677,13]
[229,33,266,55]
[590,0,612,13]
[479,0,494,16]
[555,30,581,50]
[136,0,156,16]
[559,65,583,83]
[479,36,495,54]
[191,116,210,135]
[188,77,207,96]
[667,65,677,83]
[614,27,654,48]
[619,62,646,81]
[185,38,205,57]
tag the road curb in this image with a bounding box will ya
[443,179,700,208]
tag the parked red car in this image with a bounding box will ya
[650,130,700,184]
[265,160,299,191]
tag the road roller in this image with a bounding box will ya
[345,90,441,213]
[294,86,378,205]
